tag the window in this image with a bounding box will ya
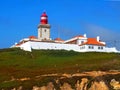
[81,41,84,44]
[44,38,46,40]
[92,46,94,49]
[98,47,100,49]
[89,46,94,49]
[80,47,82,49]
[40,30,42,37]
[83,46,85,49]
[89,46,91,49]
[80,46,85,49]
[44,29,46,32]
[98,46,103,49]
[101,47,103,49]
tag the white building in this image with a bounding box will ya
[12,12,119,53]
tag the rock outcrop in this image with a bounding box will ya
[88,81,109,90]
[2,71,120,90]
[60,83,73,90]
[32,82,55,90]
[32,78,110,90]
[110,79,120,90]
[75,78,88,90]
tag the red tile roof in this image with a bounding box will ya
[73,35,84,38]
[54,38,64,41]
[81,38,105,46]
[29,36,37,39]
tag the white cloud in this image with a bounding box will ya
[82,23,120,41]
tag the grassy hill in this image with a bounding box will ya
[0,48,120,89]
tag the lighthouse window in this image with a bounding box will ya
[40,31,42,37]
[44,29,46,32]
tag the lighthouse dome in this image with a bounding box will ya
[40,12,48,24]
[41,12,48,17]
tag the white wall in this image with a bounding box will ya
[105,47,118,53]
[77,39,87,45]
[84,45,106,52]
[20,41,32,52]
[30,42,81,52]
[38,27,50,40]
[19,41,119,53]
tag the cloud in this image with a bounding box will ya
[82,23,120,41]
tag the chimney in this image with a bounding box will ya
[83,34,87,38]
[97,36,100,42]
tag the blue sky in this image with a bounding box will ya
[0,0,120,48]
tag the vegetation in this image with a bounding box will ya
[0,48,120,89]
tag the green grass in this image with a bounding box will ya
[0,48,120,88]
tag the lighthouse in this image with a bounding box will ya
[38,12,51,41]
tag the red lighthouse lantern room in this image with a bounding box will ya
[40,12,48,24]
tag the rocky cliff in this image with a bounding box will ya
[2,71,120,90]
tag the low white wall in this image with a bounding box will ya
[29,41,81,52]
[19,41,119,53]
[20,41,32,52]
[105,47,118,53]
[20,41,81,52]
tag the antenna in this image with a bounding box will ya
[43,9,46,13]
[57,24,60,38]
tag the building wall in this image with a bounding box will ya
[77,39,87,45]
[19,41,118,53]
[65,40,77,44]
[30,41,80,52]
[84,45,105,52]
[38,26,50,40]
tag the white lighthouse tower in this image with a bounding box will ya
[38,12,51,41]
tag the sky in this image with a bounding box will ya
[0,0,120,49]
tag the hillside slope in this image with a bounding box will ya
[0,48,120,89]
